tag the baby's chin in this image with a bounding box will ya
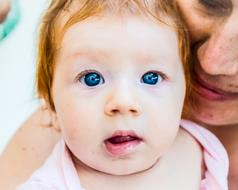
[85,158,159,176]
[72,148,161,176]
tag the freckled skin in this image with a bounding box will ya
[175,0,238,189]
[176,0,238,126]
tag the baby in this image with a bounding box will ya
[18,0,228,189]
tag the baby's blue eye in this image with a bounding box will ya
[141,72,163,85]
[81,72,104,86]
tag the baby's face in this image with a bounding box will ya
[52,16,185,175]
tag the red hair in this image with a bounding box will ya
[36,0,190,110]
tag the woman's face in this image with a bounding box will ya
[177,0,238,126]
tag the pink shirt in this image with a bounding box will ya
[180,120,228,190]
[18,119,228,190]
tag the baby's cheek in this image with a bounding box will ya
[62,126,86,156]
[148,113,180,149]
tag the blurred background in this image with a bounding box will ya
[0,0,48,153]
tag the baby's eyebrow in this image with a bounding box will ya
[134,53,159,63]
[68,47,110,60]
[71,50,160,64]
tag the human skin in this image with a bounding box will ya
[51,16,186,176]
[1,0,238,189]
[0,0,10,23]
[176,0,238,189]
[0,2,204,189]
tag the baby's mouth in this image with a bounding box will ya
[104,131,142,157]
[107,135,139,144]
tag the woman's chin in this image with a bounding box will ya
[187,90,238,127]
[189,104,238,127]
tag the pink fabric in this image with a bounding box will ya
[180,120,229,190]
[17,140,84,190]
[17,119,228,190]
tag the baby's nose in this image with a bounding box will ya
[104,83,141,117]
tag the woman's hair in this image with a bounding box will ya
[36,0,190,110]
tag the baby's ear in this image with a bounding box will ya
[40,100,61,132]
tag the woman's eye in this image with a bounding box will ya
[198,0,231,15]
[80,72,104,87]
[141,72,163,85]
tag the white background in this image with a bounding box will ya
[0,0,48,153]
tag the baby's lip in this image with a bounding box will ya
[107,135,138,144]
[104,130,143,157]
[106,130,142,142]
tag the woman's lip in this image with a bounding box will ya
[193,75,238,101]
[104,130,142,157]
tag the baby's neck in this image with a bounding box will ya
[75,159,167,190]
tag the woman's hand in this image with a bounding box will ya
[0,0,10,23]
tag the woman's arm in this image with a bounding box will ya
[0,109,60,190]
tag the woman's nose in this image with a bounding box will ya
[104,82,141,117]
[197,12,238,76]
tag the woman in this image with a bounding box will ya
[0,0,238,189]
[176,1,238,189]
[0,0,10,23]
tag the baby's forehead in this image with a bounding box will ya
[54,0,176,46]
[61,16,176,44]
[56,17,179,70]
[56,15,174,51]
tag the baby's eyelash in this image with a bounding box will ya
[146,70,168,80]
[140,70,169,86]
[74,69,101,82]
